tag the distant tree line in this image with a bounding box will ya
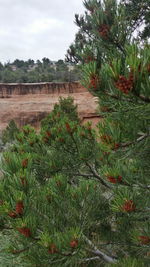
[0,58,80,83]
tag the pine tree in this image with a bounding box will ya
[0,1,150,266]
[123,0,150,39]
[1,120,19,145]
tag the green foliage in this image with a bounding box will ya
[0,95,149,266]
[66,0,150,265]
[66,0,150,64]
[107,257,146,267]
[1,120,19,145]
[0,0,150,266]
[122,0,150,39]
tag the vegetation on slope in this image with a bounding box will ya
[0,58,80,83]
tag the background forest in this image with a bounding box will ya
[0,58,80,83]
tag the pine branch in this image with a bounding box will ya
[84,236,117,264]
[126,0,148,34]
[86,162,112,189]
[60,251,77,256]
[105,92,135,103]
[49,257,66,265]
[11,247,29,255]
[120,133,150,148]
[73,171,96,178]
[70,133,79,153]
[108,36,126,55]
[105,92,150,103]
[9,240,39,255]
[137,95,150,103]
[80,256,100,263]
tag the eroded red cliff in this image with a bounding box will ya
[0,82,100,131]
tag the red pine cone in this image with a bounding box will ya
[21,159,28,168]
[65,122,72,133]
[138,236,150,245]
[98,24,110,39]
[107,176,117,184]
[15,201,24,215]
[84,55,95,63]
[8,211,17,218]
[117,175,122,182]
[48,243,58,254]
[17,227,32,237]
[113,143,120,150]
[101,135,112,144]
[115,75,133,94]
[88,74,99,89]
[122,200,136,212]
[107,175,122,184]
[46,131,51,137]
[70,239,78,248]
[20,177,27,186]
[147,64,150,73]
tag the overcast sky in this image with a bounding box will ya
[0,0,85,63]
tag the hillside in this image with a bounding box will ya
[0,58,80,83]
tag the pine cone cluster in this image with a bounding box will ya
[88,74,100,89]
[48,244,58,254]
[15,201,24,215]
[138,236,150,245]
[43,130,52,143]
[101,134,112,144]
[84,55,95,63]
[70,239,78,248]
[122,200,136,212]
[17,227,32,237]
[98,24,110,39]
[8,201,24,218]
[22,158,28,168]
[8,211,17,218]
[147,64,150,73]
[107,175,122,184]
[115,75,134,94]
[65,122,72,134]
[20,177,27,186]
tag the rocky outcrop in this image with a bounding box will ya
[0,82,86,98]
[0,82,100,131]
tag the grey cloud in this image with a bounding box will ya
[0,0,85,63]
